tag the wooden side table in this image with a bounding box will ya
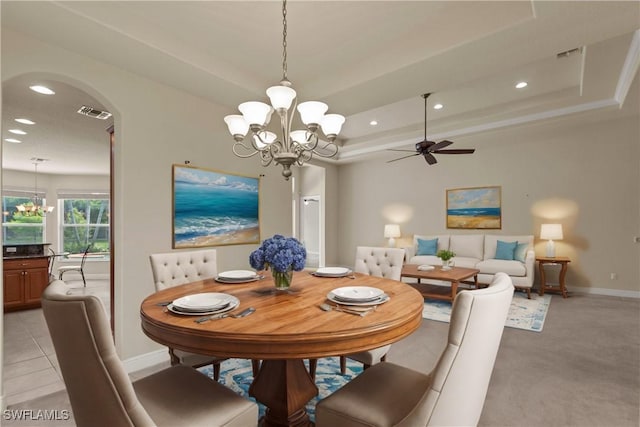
[537,256,571,298]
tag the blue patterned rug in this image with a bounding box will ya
[422,292,552,332]
[198,357,362,421]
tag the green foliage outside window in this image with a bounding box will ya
[2,196,45,244]
[62,199,110,254]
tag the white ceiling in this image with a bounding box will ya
[2,1,639,175]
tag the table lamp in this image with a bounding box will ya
[384,224,401,248]
[540,224,563,258]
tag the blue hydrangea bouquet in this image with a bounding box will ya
[249,234,307,289]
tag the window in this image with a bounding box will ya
[60,197,110,254]
[2,195,46,244]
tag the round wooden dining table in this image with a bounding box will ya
[140,271,424,427]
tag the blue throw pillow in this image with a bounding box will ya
[514,242,528,262]
[416,238,438,256]
[495,240,517,260]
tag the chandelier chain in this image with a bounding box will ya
[281,0,288,82]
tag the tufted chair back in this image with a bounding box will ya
[354,246,405,281]
[149,250,217,291]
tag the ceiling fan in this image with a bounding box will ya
[387,93,475,165]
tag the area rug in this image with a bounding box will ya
[422,292,551,332]
[198,357,362,421]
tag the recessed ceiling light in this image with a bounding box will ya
[515,81,528,89]
[29,85,55,95]
[433,103,444,110]
[369,120,378,126]
[8,129,27,135]
[4,138,22,144]
[15,118,35,125]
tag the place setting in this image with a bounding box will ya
[215,270,262,284]
[310,267,355,279]
[164,292,240,316]
[323,286,390,316]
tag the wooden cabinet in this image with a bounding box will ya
[3,256,50,311]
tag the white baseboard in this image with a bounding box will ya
[567,286,640,299]
[122,349,170,374]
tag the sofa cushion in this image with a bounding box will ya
[416,238,438,255]
[410,255,441,266]
[514,242,528,262]
[449,235,484,259]
[495,240,517,260]
[452,257,481,269]
[414,235,449,253]
[484,235,533,260]
[476,259,526,277]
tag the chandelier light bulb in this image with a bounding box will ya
[254,131,277,149]
[239,101,273,127]
[224,115,249,138]
[297,101,328,126]
[321,114,346,139]
[266,85,297,111]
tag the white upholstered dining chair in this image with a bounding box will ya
[42,279,258,427]
[149,250,227,379]
[341,246,406,372]
[315,272,514,427]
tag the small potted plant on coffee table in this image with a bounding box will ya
[436,249,456,271]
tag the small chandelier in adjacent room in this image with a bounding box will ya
[16,160,54,216]
[224,0,345,180]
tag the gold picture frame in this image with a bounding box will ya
[446,186,501,229]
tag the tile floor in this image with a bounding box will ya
[2,279,110,406]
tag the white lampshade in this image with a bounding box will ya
[297,101,328,125]
[266,85,297,110]
[239,101,273,127]
[540,224,563,240]
[224,115,249,137]
[290,130,310,146]
[384,224,401,238]
[541,223,563,257]
[320,113,346,137]
[253,131,276,149]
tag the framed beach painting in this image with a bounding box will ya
[446,186,501,229]
[172,165,260,248]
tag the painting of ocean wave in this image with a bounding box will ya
[173,165,260,248]
[446,186,501,229]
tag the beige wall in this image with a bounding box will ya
[336,114,640,295]
[2,29,292,359]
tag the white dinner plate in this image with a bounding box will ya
[167,298,239,316]
[313,267,351,277]
[218,270,257,280]
[330,286,384,302]
[173,292,235,311]
[327,292,390,307]
[215,276,260,284]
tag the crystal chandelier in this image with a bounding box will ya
[16,161,54,216]
[224,0,345,180]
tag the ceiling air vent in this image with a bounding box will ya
[77,105,112,120]
[557,47,582,59]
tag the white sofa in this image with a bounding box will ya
[404,234,535,298]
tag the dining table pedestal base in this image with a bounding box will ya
[249,359,318,427]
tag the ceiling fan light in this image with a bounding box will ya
[224,115,249,137]
[297,101,328,126]
[239,101,273,127]
[321,114,346,137]
[266,85,297,110]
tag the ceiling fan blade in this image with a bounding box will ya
[387,153,420,163]
[435,149,476,154]
[387,149,419,153]
[417,140,435,151]
[430,140,453,151]
[424,153,438,165]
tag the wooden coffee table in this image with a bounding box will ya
[401,264,480,302]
